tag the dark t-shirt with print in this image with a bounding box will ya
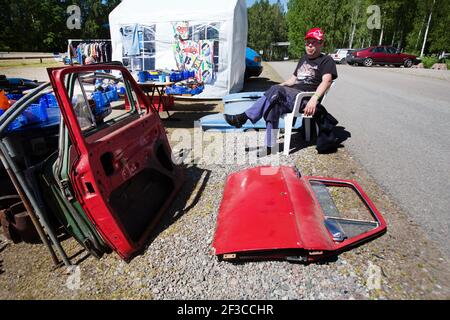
[292,54,337,92]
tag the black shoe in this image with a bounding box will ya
[224,113,248,128]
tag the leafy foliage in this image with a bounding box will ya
[0,0,120,52]
[0,0,448,59]
[247,0,288,60]
[282,0,449,59]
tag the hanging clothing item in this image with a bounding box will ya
[120,24,140,56]
[71,41,113,65]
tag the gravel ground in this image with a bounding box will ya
[1,62,449,300]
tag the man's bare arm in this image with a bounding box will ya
[313,73,333,98]
[280,75,297,87]
[303,73,333,116]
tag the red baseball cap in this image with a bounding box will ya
[305,28,325,41]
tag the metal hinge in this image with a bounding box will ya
[60,179,74,201]
[286,256,308,263]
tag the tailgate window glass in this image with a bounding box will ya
[310,180,380,242]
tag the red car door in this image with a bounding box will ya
[47,64,183,261]
[385,46,401,64]
[371,46,386,63]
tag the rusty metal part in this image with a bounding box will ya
[0,145,61,266]
[9,202,40,243]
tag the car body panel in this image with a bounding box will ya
[245,47,263,78]
[39,150,110,258]
[47,64,183,261]
[212,166,387,262]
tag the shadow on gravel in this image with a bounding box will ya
[285,125,351,155]
[242,77,280,92]
[136,164,211,256]
[170,102,218,112]
[161,111,217,129]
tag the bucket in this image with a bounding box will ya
[0,201,40,244]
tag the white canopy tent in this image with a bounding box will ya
[109,0,247,98]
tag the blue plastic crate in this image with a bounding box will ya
[166,85,189,95]
[0,109,29,132]
[22,102,49,124]
[118,87,126,95]
[169,71,184,82]
[105,86,119,102]
[41,93,58,108]
[91,91,111,117]
[138,71,148,83]
[191,85,204,95]
[6,93,24,101]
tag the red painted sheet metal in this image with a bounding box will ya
[213,166,337,255]
[282,170,336,251]
[213,167,303,254]
[212,166,387,261]
[47,65,183,261]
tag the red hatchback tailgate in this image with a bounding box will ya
[213,166,386,262]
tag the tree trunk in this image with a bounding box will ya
[349,4,360,49]
[421,0,436,58]
[397,29,404,50]
[391,30,396,46]
[349,23,356,48]
[415,16,426,50]
[379,22,384,45]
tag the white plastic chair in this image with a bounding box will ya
[282,82,335,155]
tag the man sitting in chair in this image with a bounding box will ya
[224,27,338,152]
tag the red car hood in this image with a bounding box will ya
[212,166,387,262]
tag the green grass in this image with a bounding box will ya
[0,59,63,68]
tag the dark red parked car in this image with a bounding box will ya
[346,46,419,68]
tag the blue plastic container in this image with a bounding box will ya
[138,71,147,83]
[23,102,49,124]
[91,92,111,116]
[39,93,59,108]
[0,109,29,132]
[45,93,59,108]
[165,85,188,95]
[105,90,118,103]
[118,87,126,95]
[170,71,183,82]
[6,93,24,101]
[92,91,108,108]
[191,85,204,95]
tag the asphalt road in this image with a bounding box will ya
[270,61,450,257]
